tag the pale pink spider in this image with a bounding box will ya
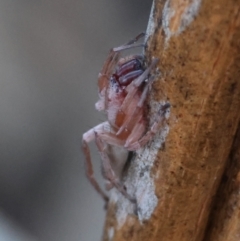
[82,33,170,203]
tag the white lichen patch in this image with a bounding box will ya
[109,101,170,228]
[162,0,202,44]
[145,0,156,42]
[107,227,114,241]
[178,0,202,33]
[162,0,176,44]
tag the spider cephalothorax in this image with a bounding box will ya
[82,33,170,203]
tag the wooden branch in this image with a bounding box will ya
[204,124,240,241]
[102,0,240,241]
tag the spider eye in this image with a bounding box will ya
[110,76,118,85]
[110,76,121,91]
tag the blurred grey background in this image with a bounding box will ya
[0,1,152,240]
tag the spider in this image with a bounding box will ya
[82,33,170,204]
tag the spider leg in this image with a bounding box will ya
[82,122,110,202]
[94,132,136,203]
[97,132,125,147]
[124,118,146,147]
[116,59,159,136]
[117,76,153,135]
[124,32,145,45]
[113,43,145,52]
[125,103,171,151]
[113,32,145,52]
[118,78,155,147]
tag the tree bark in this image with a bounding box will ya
[102,0,240,241]
[204,124,240,241]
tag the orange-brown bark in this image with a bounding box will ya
[204,125,240,241]
[102,0,240,241]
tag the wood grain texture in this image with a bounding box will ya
[102,0,240,240]
[204,126,240,241]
